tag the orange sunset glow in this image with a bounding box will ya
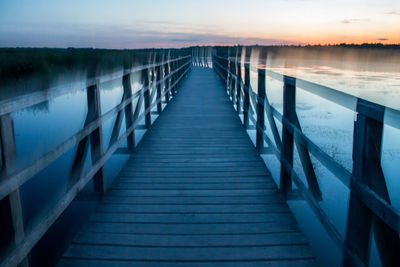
[1,0,399,48]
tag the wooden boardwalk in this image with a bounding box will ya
[59,67,317,266]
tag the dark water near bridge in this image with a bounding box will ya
[1,47,399,266]
[244,47,400,267]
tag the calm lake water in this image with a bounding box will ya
[2,47,399,266]
[243,47,400,267]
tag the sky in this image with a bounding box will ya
[0,0,399,48]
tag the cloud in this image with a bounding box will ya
[0,22,300,48]
[377,38,389,41]
[385,11,400,16]
[341,18,371,24]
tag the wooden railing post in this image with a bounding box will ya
[69,78,105,193]
[87,82,106,194]
[142,67,151,128]
[280,76,295,197]
[164,59,170,103]
[236,60,242,114]
[170,60,176,97]
[173,60,178,94]
[344,99,400,266]
[156,64,162,114]
[256,69,266,153]
[243,64,250,128]
[229,59,235,100]
[202,48,204,67]
[123,73,135,151]
[174,60,178,94]
[225,57,230,92]
[0,115,29,267]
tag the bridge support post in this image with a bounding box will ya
[243,64,250,129]
[280,76,295,197]
[344,99,400,266]
[69,77,105,194]
[142,68,151,128]
[156,63,162,114]
[123,73,135,151]
[242,47,251,129]
[256,69,266,153]
[236,61,242,114]
[0,114,29,267]
[229,59,235,101]
[170,60,175,97]
[224,57,230,91]
[87,83,106,194]
[164,59,170,103]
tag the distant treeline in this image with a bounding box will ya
[316,43,400,49]
[1,45,398,97]
[214,44,400,72]
[215,43,400,57]
[0,47,191,85]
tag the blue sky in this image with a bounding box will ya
[1,0,399,48]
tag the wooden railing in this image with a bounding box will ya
[192,46,212,67]
[212,52,400,267]
[0,53,192,267]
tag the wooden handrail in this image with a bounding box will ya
[213,55,400,130]
[0,60,191,201]
[212,54,400,266]
[0,54,192,267]
[0,55,191,117]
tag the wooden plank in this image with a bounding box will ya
[100,195,285,204]
[89,212,295,224]
[117,171,270,178]
[95,203,289,214]
[73,231,306,246]
[114,178,272,183]
[59,258,318,267]
[63,244,314,261]
[106,189,279,197]
[59,67,315,266]
[126,156,262,163]
[122,162,266,168]
[121,165,268,171]
[112,181,275,189]
[81,221,298,235]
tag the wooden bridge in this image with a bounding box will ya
[0,47,400,267]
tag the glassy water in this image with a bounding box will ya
[242,47,400,267]
[3,66,153,266]
[1,47,399,266]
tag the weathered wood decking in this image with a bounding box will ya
[59,67,317,266]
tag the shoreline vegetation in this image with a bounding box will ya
[0,48,191,84]
[0,44,399,101]
[0,48,190,101]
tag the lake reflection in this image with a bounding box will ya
[1,47,399,266]
[244,47,400,267]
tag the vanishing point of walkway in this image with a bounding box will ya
[59,67,317,266]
